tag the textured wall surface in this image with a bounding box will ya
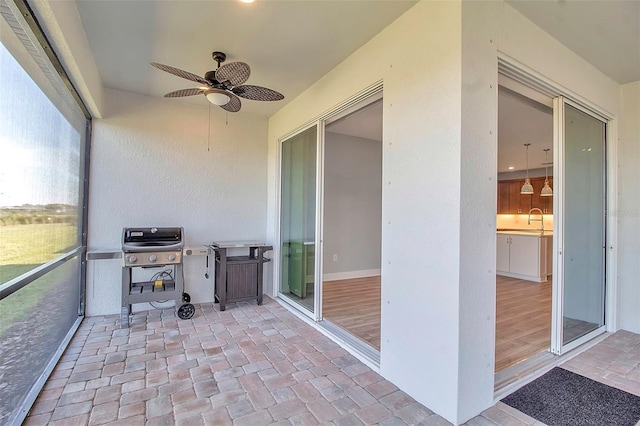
[618,81,640,334]
[268,2,464,421]
[268,0,622,423]
[86,88,269,316]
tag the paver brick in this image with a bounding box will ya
[50,400,93,421]
[27,299,639,426]
[306,398,340,422]
[118,401,146,419]
[146,395,172,418]
[247,388,277,409]
[88,401,119,425]
[227,398,255,419]
[268,398,307,421]
[57,389,96,407]
[233,409,273,426]
[119,387,158,405]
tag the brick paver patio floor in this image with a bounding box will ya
[23,297,640,425]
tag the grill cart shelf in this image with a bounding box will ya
[209,241,272,311]
[121,265,187,327]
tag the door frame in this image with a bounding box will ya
[274,82,384,322]
[498,55,618,360]
[551,96,610,355]
[275,121,321,320]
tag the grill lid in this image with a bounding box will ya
[122,227,184,252]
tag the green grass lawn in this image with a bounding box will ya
[0,223,79,337]
[0,223,78,282]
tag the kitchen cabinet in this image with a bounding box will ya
[497,180,532,214]
[530,177,553,214]
[497,178,553,214]
[496,232,551,282]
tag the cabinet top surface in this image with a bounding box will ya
[497,230,553,237]
[210,241,266,248]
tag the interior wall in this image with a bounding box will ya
[618,81,640,333]
[86,88,268,316]
[323,132,382,279]
[268,2,464,422]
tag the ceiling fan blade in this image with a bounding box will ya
[151,62,209,85]
[164,88,203,98]
[232,85,284,101]
[215,62,250,87]
[220,92,241,113]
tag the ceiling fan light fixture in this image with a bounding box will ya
[205,90,231,106]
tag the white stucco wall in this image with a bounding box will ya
[268,0,623,423]
[268,1,464,422]
[86,88,268,316]
[460,2,620,422]
[618,81,640,333]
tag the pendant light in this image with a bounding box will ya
[521,143,534,194]
[541,148,553,197]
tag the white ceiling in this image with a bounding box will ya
[498,88,553,173]
[75,0,417,117]
[74,0,637,168]
[507,0,640,85]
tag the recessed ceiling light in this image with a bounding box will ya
[508,166,514,170]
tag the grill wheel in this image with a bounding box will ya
[177,303,195,320]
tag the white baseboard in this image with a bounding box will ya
[323,269,381,282]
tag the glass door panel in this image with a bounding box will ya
[562,103,606,346]
[279,126,317,313]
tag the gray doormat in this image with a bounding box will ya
[502,367,640,426]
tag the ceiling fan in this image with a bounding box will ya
[151,51,284,112]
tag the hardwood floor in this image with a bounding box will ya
[495,275,552,372]
[322,276,381,350]
[319,274,553,370]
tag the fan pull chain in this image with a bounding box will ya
[207,102,211,152]
[225,112,228,126]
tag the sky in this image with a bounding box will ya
[0,43,81,208]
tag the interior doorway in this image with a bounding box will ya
[495,85,554,372]
[321,98,383,351]
[277,88,384,357]
[495,72,609,375]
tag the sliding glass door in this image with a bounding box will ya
[553,98,607,352]
[279,126,317,314]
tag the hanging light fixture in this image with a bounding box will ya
[541,148,553,197]
[521,143,534,194]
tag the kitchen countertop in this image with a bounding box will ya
[497,230,553,237]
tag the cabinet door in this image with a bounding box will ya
[508,181,532,214]
[508,235,540,277]
[496,234,510,272]
[531,177,553,214]
[497,182,510,214]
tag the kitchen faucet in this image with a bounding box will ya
[528,208,545,233]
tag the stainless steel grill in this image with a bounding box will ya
[120,227,194,327]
